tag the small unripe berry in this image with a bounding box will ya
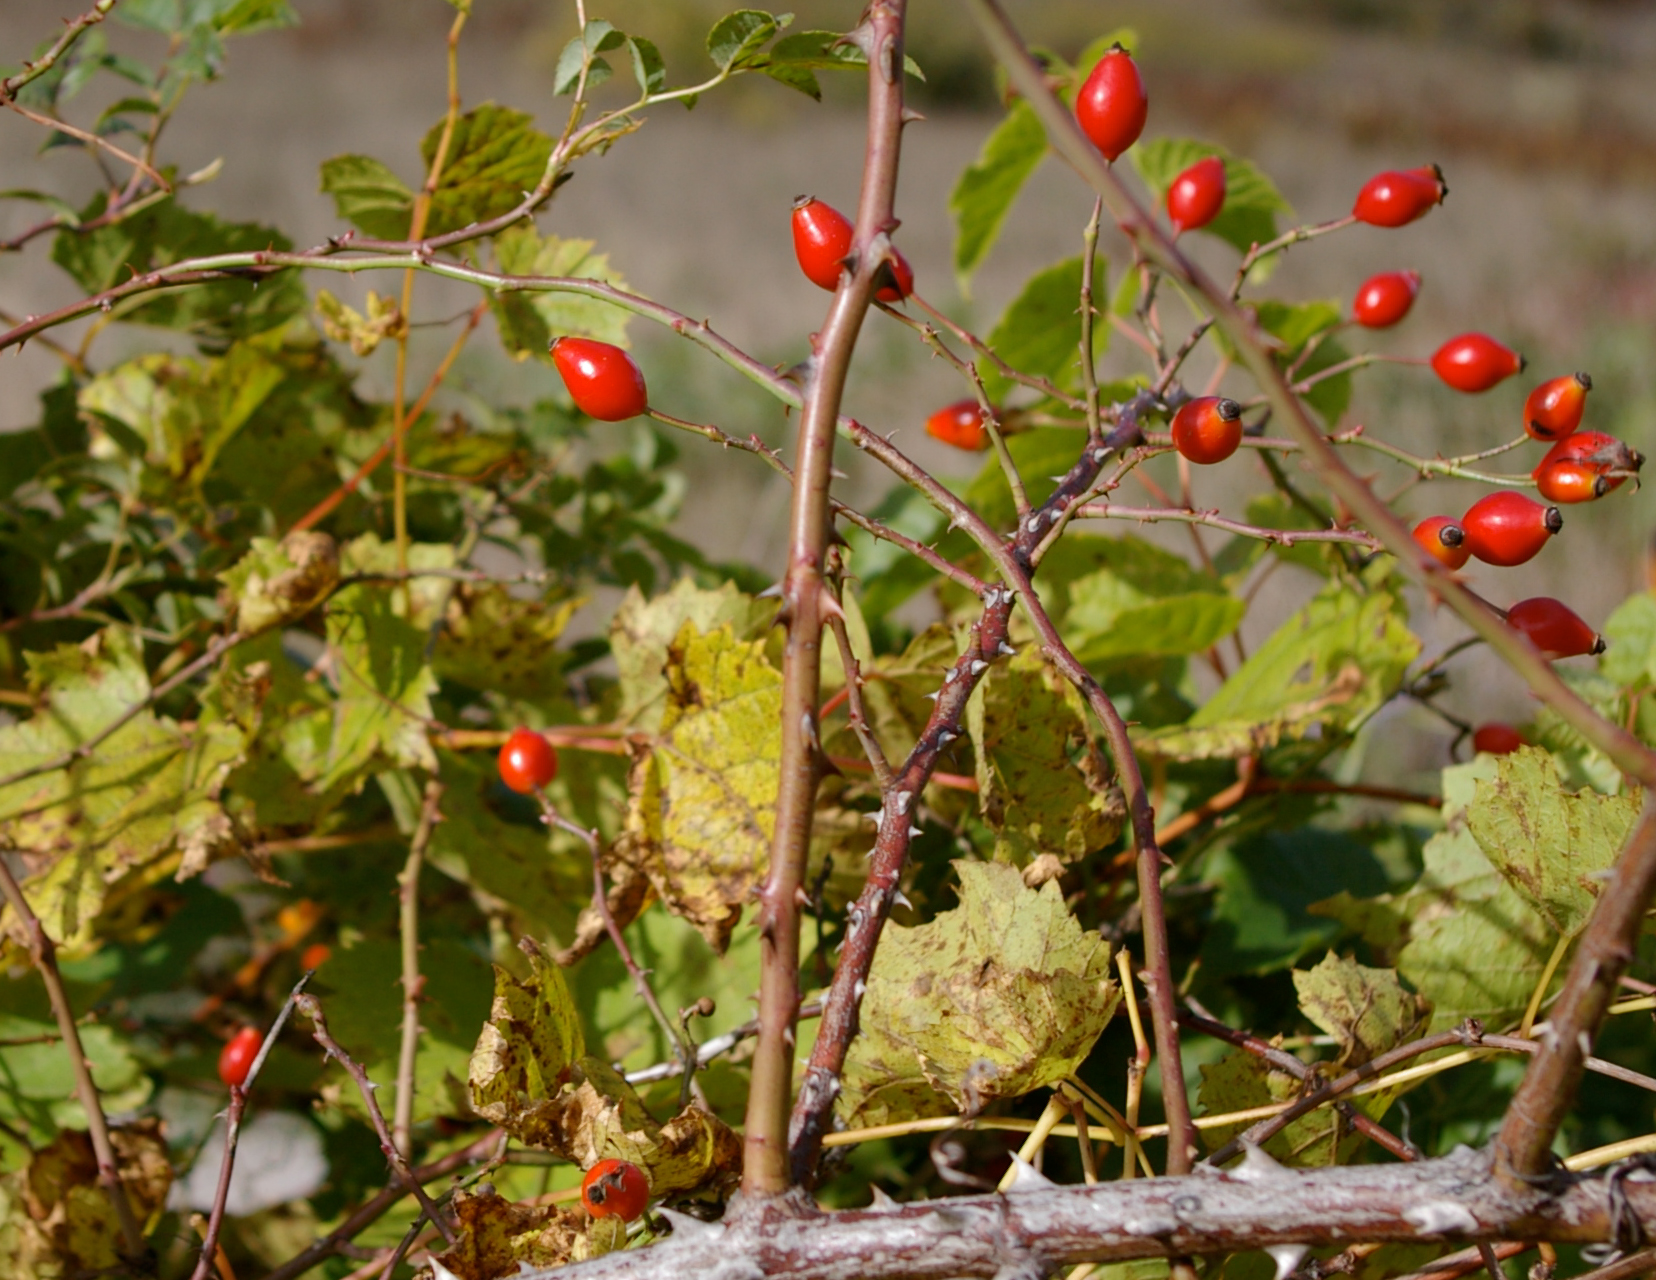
[1169,396,1243,466]
[1352,270,1421,328]
[1353,165,1447,227]
[1166,156,1226,233]
[1460,491,1561,567]
[1524,372,1592,442]
[1505,597,1604,660]
[1075,45,1148,163]
[1412,515,1469,570]
[1431,333,1525,394]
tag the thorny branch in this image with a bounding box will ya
[394,778,446,1160]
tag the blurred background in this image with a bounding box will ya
[3,0,1656,788]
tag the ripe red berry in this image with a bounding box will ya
[1170,396,1243,466]
[1431,333,1525,394]
[1523,372,1592,442]
[1534,460,1609,505]
[582,1159,649,1221]
[1530,430,1636,486]
[1412,515,1470,570]
[1472,723,1525,755]
[219,1026,263,1089]
[1075,45,1148,163]
[1352,165,1447,228]
[790,196,913,302]
[551,338,648,421]
[1460,491,1562,567]
[1166,155,1226,233]
[299,942,332,971]
[498,726,558,794]
[925,399,991,451]
[1505,596,1604,660]
[1352,270,1421,329]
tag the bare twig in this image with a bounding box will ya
[0,0,122,102]
[393,779,446,1159]
[0,851,143,1257]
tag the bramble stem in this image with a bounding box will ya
[393,779,446,1159]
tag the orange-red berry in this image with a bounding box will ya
[1431,333,1525,394]
[219,1026,263,1089]
[1412,515,1469,570]
[1169,396,1243,466]
[498,727,558,794]
[1352,270,1421,328]
[1535,431,1643,495]
[1472,723,1525,755]
[1523,372,1592,442]
[1505,597,1604,660]
[1075,45,1148,163]
[1534,460,1609,505]
[581,1159,650,1221]
[790,196,913,302]
[1460,491,1561,567]
[1353,165,1447,227]
[551,338,648,421]
[925,399,992,451]
[1166,156,1226,233]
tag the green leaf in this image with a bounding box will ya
[1062,535,1244,663]
[0,189,82,227]
[962,428,1091,533]
[432,586,579,698]
[706,10,783,72]
[628,35,666,96]
[0,628,244,952]
[980,254,1107,403]
[1198,1047,1353,1168]
[218,531,340,635]
[1293,953,1430,1068]
[552,21,627,95]
[1131,137,1292,256]
[616,623,781,951]
[751,29,924,97]
[1465,746,1641,936]
[1602,592,1656,687]
[52,199,305,347]
[608,579,776,732]
[1241,299,1352,425]
[319,154,415,241]
[468,941,587,1147]
[315,935,494,1126]
[950,100,1047,285]
[0,979,151,1141]
[1138,576,1419,761]
[214,0,299,34]
[1311,759,1560,1031]
[489,224,633,358]
[840,862,1118,1127]
[966,647,1124,865]
[420,105,554,238]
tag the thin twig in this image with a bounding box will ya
[393,779,446,1159]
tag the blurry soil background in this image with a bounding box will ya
[3,0,1656,796]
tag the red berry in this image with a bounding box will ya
[1352,270,1421,328]
[1075,45,1147,163]
[1431,333,1525,394]
[1460,491,1562,567]
[498,727,558,794]
[1166,156,1226,233]
[1536,430,1643,473]
[551,338,648,421]
[925,399,991,451]
[790,196,913,302]
[299,942,331,971]
[1505,597,1604,660]
[1472,723,1525,756]
[581,1159,649,1221]
[1352,165,1447,228]
[1534,460,1609,505]
[1523,372,1592,442]
[219,1026,263,1089]
[1169,396,1243,466]
[1412,515,1469,570]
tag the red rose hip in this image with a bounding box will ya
[219,1026,263,1088]
[1352,270,1421,328]
[1170,396,1243,465]
[582,1159,649,1221]
[1166,156,1226,233]
[1431,333,1524,394]
[1472,723,1525,755]
[1075,45,1148,162]
[498,726,558,794]
[925,399,991,451]
[1524,372,1591,442]
[1412,515,1469,570]
[551,338,648,421]
[1534,460,1608,505]
[1353,165,1447,227]
[1460,491,1561,567]
[790,196,912,302]
[1535,431,1643,496]
[1506,597,1604,659]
